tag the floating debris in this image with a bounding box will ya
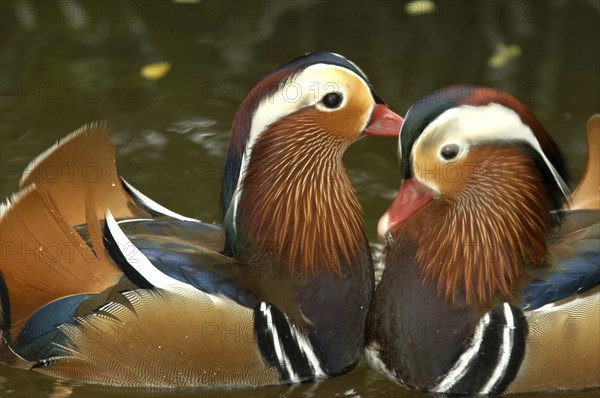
[488,43,522,68]
[405,0,436,15]
[141,62,172,80]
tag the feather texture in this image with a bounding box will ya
[18,123,150,225]
[34,287,278,387]
[0,186,122,339]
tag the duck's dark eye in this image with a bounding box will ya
[441,143,460,160]
[322,92,343,109]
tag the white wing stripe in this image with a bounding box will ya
[105,209,196,292]
[121,179,199,222]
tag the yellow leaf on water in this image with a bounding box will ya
[141,62,172,80]
[405,0,436,15]
[488,43,522,69]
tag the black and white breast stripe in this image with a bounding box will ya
[433,303,527,395]
[254,303,325,383]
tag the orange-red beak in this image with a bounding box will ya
[364,104,403,137]
[378,178,434,237]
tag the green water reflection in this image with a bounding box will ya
[0,1,598,397]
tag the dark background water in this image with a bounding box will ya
[0,1,598,397]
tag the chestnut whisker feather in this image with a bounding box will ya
[240,111,364,275]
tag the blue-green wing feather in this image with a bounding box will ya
[119,219,257,308]
[521,209,600,310]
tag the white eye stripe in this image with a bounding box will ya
[412,103,570,199]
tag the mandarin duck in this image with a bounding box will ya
[365,86,599,395]
[0,52,403,387]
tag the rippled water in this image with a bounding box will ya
[1,1,598,397]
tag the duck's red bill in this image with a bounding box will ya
[364,104,403,137]
[382,178,434,235]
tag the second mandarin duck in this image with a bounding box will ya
[365,86,599,395]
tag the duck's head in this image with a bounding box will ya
[380,86,569,305]
[221,52,403,272]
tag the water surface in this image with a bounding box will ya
[1,1,598,397]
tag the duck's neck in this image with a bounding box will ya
[230,125,367,276]
[226,121,373,373]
